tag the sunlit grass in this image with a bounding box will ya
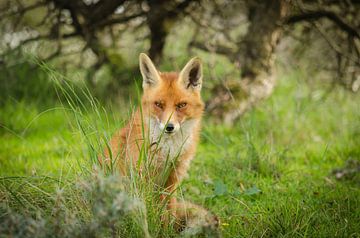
[0,61,209,237]
[0,65,359,237]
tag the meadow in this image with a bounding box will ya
[0,61,359,237]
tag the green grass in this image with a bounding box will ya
[0,68,359,237]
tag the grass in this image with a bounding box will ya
[0,66,359,237]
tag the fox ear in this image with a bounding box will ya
[139,53,160,88]
[179,57,203,91]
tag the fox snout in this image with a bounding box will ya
[164,123,175,133]
[159,121,180,134]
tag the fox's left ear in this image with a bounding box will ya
[179,57,203,91]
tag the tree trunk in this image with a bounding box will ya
[146,0,195,64]
[207,0,289,124]
[146,0,174,64]
[147,16,172,65]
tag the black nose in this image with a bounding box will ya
[165,123,175,133]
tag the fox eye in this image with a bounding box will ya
[154,101,163,109]
[176,102,187,109]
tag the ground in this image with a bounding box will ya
[0,69,359,237]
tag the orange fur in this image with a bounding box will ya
[103,54,218,229]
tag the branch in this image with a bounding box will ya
[161,0,199,19]
[189,40,236,58]
[95,12,146,28]
[186,10,235,44]
[88,0,126,24]
[312,21,359,65]
[285,10,360,39]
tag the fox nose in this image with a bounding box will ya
[165,123,175,133]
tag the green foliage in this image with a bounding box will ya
[0,55,57,105]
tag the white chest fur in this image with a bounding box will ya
[148,118,198,160]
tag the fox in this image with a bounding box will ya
[103,53,219,231]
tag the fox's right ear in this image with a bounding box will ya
[139,53,160,88]
[179,57,203,92]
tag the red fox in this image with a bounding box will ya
[104,53,218,231]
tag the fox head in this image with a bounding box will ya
[139,53,204,135]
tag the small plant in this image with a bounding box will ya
[0,172,149,238]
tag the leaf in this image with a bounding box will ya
[213,180,227,196]
[244,186,261,196]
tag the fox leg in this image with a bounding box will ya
[158,156,190,226]
[163,157,191,208]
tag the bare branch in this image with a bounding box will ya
[312,21,360,65]
[95,12,146,28]
[285,10,360,39]
[165,0,199,19]
[189,41,236,59]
